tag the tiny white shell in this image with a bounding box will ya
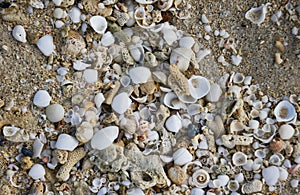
[217,175,230,186]
[46,104,65,123]
[165,115,182,133]
[188,75,210,99]
[232,152,248,166]
[190,188,205,195]
[163,29,177,45]
[90,16,107,34]
[179,37,195,48]
[170,48,193,71]
[94,93,105,109]
[55,134,78,151]
[191,169,210,188]
[69,7,81,23]
[235,173,244,183]
[128,44,144,62]
[173,148,193,165]
[163,92,181,110]
[111,92,132,114]
[278,167,288,181]
[12,25,27,43]
[83,69,98,83]
[101,31,115,46]
[129,67,151,84]
[274,100,296,122]
[33,90,51,108]
[3,126,20,137]
[91,126,119,150]
[120,75,131,87]
[28,164,45,180]
[37,35,55,56]
[278,124,295,140]
[73,60,91,71]
[227,180,239,191]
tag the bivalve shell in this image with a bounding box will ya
[37,35,55,56]
[206,83,222,102]
[12,25,26,43]
[29,164,45,180]
[173,148,193,165]
[262,166,280,186]
[170,48,194,71]
[278,124,295,140]
[90,16,107,34]
[55,134,78,151]
[245,3,271,25]
[129,67,151,84]
[188,75,210,99]
[33,90,51,108]
[111,92,132,114]
[165,115,182,133]
[274,100,296,122]
[75,122,94,143]
[46,104,65,123]
[232,152,248,166]
[91,126,119,150]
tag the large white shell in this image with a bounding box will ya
[165,115,182,133]
[94,93,105,109]
[90,16,107,34]
[188,75,211,99]
[129,67,151,84]
[37,35,55,56]
[12,25,27,43]
[232,152,248,166]
[278,124,295,140]
[245,3,271,25]
[111,92,132,114]
[29,164,45,180]
[206,83,222,102]
[33,90,51,108]
[55,134,78,151]
[274,100,296,122]
[2,126,20,137]
[91,126,119,150]
[32,139,44,158]
[170,48,193,71]
[46,104,65,123]
[262,166,280,186]
[164,92,184,110]
[173,148,193,165]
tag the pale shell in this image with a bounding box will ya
[245,3,271,25]
[94,93,105,109]
[232,152,248,166]
[90,16,107,34]
[173,148,193,165]
[167,166,187,185]
[135,0,157,4]
[75,122,94,143]
[241,179,262,194]
[127,187,144,195]
[163,28,177,45]
[28,164,45,180]
[33,90,51,108]
[170,48,193,71]
[262,166,280,186]
[129,67,151,84]
[190,188,205,195]
[91,126,119,150]
[46,104,65,123]
[274,100,296,122]
[69,7,81,23]
[83,69,98,84]
[188,75,210,99]
[128,44,144,63]
[101,31,115,46]
[206,83,222,102]
[55,134,78,151]
[12,25,26,43]
[227,180,239,191]
[278,124,295,140]
[111,92,132,114]
[163,92,183,110]
[191,169,210,188]
[179,36,195,48]
[32,139,44,158]
[37,35,55,56]
[3,126,20,137]
[165,114,182,133]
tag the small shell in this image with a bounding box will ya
[188,75,210,99]
[278,124,295,140]
[75,122,94,143]
[165,115,182,133]
[32,139,44,158]
[206,83,222,102]
[91,126,119,150]
[111,92,132,114]
[274,100,296,122]
[12,25,26,43]
[94,93,105,109]
[129,67,151,84]
[37,35,55,56]
[262,166,280,186]
[190,169,210,188]
[227,180,240,191]
[269,138,285,153]
[168,166,187,185]
[101,31,115,46]
[46,104,65,123]
[69,7,81,23]
[241,179,263,194]
[127,187,144,195]
[128,44,144,63]
[28,164,45,180]
[3,126,20,137]
[90,16,107,34]
[179,37,195,48]
[170,48,194,71]
[83,69,98,84]
[233,73,245,84]
[232,152,248,166]
[158,0,174,11]
[55,134,78,151]
[173,148,193,165]
[269,154,283,166]
[245,3,271,25]
[33,90,51,108]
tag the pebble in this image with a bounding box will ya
[55,134,78,151]
[21,148,33,157]
[69,7,81,23]
[46,104,65,123]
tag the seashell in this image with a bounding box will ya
[3,126,20,137]
[178,94,197,104]
[269,154,283,166]
[83,69,98,84]
[242,159,254,171]
[235,173,244,183]
[207,115,225,139]
[120,75,131,87]
[46,104,65,123]
[173,148,193,165]
[144,52,158,67]
[274,100,297,122]
[179,36,195,48]
[227,180,239,191]
[188,75,210,99]
[134,6,146,20]
[75,122,94,143]
[206,83,222,102]
[232,152,248,166]
[33,90,51,108]
[196,49,211,63]
[262,166,280,186]
[120,115,138,134]
[230,120,245,132]
[254,124,277,143]
[37,35,55,56]
[162,28,177,45]
[55,134,78,151]
[245,3,271,25]
[165,114,182,133]
[135,0,157,4]
[63,30,86,57]
[217,175,230,186]
[91,126,119,150]
[28,164,45,180]
[252,158,263,171]
[94,93,105,109]
[69,7,81,23]
[129,67,151,84]
[290,179,299,188]
[127,187,145,195]
[254,149,267,159]
[278,124,295,140]
[190,188,205,195]
[190,169,210,188]
[233,73,245,84]
[158,0,174,11]
[269,138,285,153]
[32,139,44,158]
[12,25,26,43]
[248,119,259,130]
[111,92,132,114]
[90,16,107,34]
[101,31,115,47]
[187,104,201,115]
[128,44,144,63]
[241,179,262,194]
[53,8,66,19]
[170,48,194,71]
[168,166,187,185]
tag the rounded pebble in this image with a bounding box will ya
[46,104,65,123]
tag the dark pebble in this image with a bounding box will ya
[21,148,33,157]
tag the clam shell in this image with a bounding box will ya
[206,83,222,102]
[163,92,181,110]
[165,114,182,133]
[33,90,51,108]
[278,124,295,140]
[90,16,107,34]
[12,25,26,43]
[232,152,248,166]
[173,148,193,165]
[91,126,119,150]
[83,69,98,84]
[46,104,65,123]
[262,166,280,186]
[101,31,115,46]
[129,67,151,84]
[188,75,210,99]
[37,35,55,56]
[94,93,105,109]
[245,3,271,25]
[28,164,45,180]
[275,101,297,122]
[128,44,144,63]
[111,92,132,114]
[55,134,78,151]
[170,48,193,71]
[3,126,20,137]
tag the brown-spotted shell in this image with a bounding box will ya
[269,138,285,153]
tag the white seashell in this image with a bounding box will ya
[134,6,146,20]
[163,92,181,110]
[33,90,51,108]
[120,75,131,87]
[131,95,148,103]
[28,164,45,180]
[245,3,271,25]
[128,44,144,62]
[218,175,230,186]
[278,167,288,181]
[165,115,182,133]
[91,126,119,150]
[243,159,254,171]
[55,134,78,151]
[83,69,98,83]
[290,179,299,188]
[163,29,177,45]
[55,20,65,28]
[206,83,222,102]
[12,25,27,43]
[173,148,193,165]
[231,55,242,66]
[75,122,94,143]
[127,187,144,195]
[232,152,248,166]
[196,49,211,63]
[46,104,65,123]
[227,180,239,191]
[278,124,295,140]
[135,0,157,4]
[170,48,193,71]
[262,166,280,186]
[111,92,132,114]
[53,0,62,6]
[69,7,81,23]
[73,60,91,71]
[94,93,105,109]
[187,104,201,115]
[235,173,244,183]
[90,16,107,34]
[53,8,66,19]
[241,179,263,194]
[254,149,267,159]
[191,169,210,188]
[269,154,283,166]
[101,31,115,46]
[190,188,205,195]
[252,158,263,171]
[248,120,259,130]
[32,139,44,158]
[37,35,55,56]
[3,126,20,137]
[188,75,210,99]
[179,37,195,48]
[160,155,173,163]
[233,73,245,84]
[274,100,296,122]
[129,67,151,84]
[230,120,245,132]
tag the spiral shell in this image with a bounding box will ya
[269,138,285,153]
[190,169,210,188]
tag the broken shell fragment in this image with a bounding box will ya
[274,100,297,122]
[37,35,55,56]
[241,179,263,194]
[55,134,78,151]
[206,83,222,102]
[75,122,94,143]
[170,48,194,71]
[165,114,182,133]
[245,3,271,25]
[111,92,132,114]
[188,75,211,99]
[12,25,26,43]
[90,16,107,34]
[173,148,193,166]
[28,164,45,180]
[278,124,295,140]
[33,90,51,108]
[129,67,151,84]
[168,166,187,185]
[3,126,20,137]
[262,166,280,186]
[91,126,119,150]
[46,104,65,123]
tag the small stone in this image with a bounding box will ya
[46,104,65,123]
[21,148,33,157]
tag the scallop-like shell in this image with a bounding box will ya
[241,179,263,194]
[168,166,187,185]
[188,75,210,99]
[269,138,285,153]
[12,25,26,43]
[232,152,248,166]
[165,114,182,133]
[3,126,20,137]
[274,100,297,122]
[190,169,210,188]
[245,3,271,25]
[91,126,119,150]
[111,92,132,114]
[129,67,151,84]
[90,16,107,34]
